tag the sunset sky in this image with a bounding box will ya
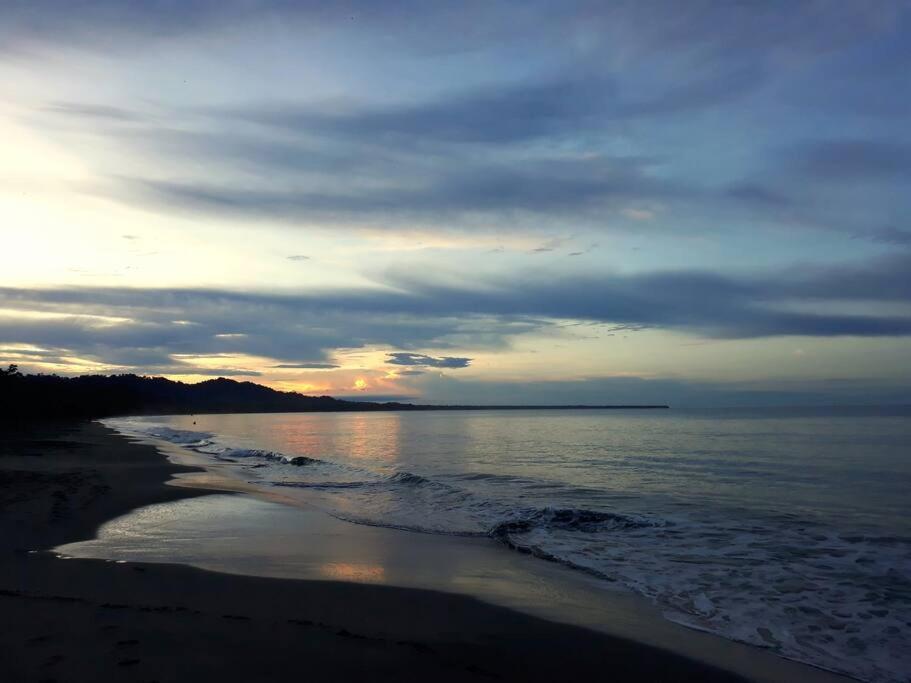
[1,1,910,405]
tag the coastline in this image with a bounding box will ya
[1,420,848,682]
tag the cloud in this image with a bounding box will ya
[789,140,911,181]
[42,101,141,122]
[0,287,526,377]
[7,1,898,72]
[157,366,262,377]
[702,140,911,241]
[26,1,908,245]
[568,242,600,257]
[273,362,338,369]
[622,208,656,221]
[54,99,906,244]
[868,227,911,246]
[243,77,617,145]
[105,151,678,232]
[286,255,310,261]
[235,60,765,147]
[386,352,472,368]
[530,237,570,254]
[0,250,909,382]
[1,1,381,53]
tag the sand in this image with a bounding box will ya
[0,420,847,682]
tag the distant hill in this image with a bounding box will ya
[0,366,408,418]
[0,366,668,418]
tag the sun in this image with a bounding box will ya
[353,378,368,391]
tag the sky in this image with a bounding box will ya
[1,0,910,406]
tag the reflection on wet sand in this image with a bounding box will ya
[320,562,386,583]
[57,491,849,683]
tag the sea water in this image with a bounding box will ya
[105,407,911,683]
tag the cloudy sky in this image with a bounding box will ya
[1,1,910,405]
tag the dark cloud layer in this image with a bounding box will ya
[239,66,759,147]
[5,1,901,61]
[386,353,472,369]
[112,153,674,229]
[58,104,910,241]
[1,252,909,376]
[791,140,911,181]
[247,79,610,145]
[869,228,911,246]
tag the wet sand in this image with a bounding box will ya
[0,421,848,682]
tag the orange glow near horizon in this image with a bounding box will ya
[7,344,431,400]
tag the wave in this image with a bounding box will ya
[107,420,326,468]
[140,425,214,445]
[491,507,664,536]
[272,480,369,490]
[487,507,667,576]
[271,469,464,494]
[218,449,322,466]
[387,471,433,486]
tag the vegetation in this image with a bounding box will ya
[0,367,415,418]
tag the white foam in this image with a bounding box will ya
[501,518,911,683]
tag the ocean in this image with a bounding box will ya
[105,407,911,683]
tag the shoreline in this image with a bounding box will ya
[1,420,848,682]
[69,422,859,683]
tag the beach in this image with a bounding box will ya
[0,419,746,682]
[79,410,908,682]
[0,419,864,683]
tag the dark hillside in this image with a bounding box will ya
[0,366,408,418]
[0,366,668,419]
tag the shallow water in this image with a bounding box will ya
[105,408,911,683]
